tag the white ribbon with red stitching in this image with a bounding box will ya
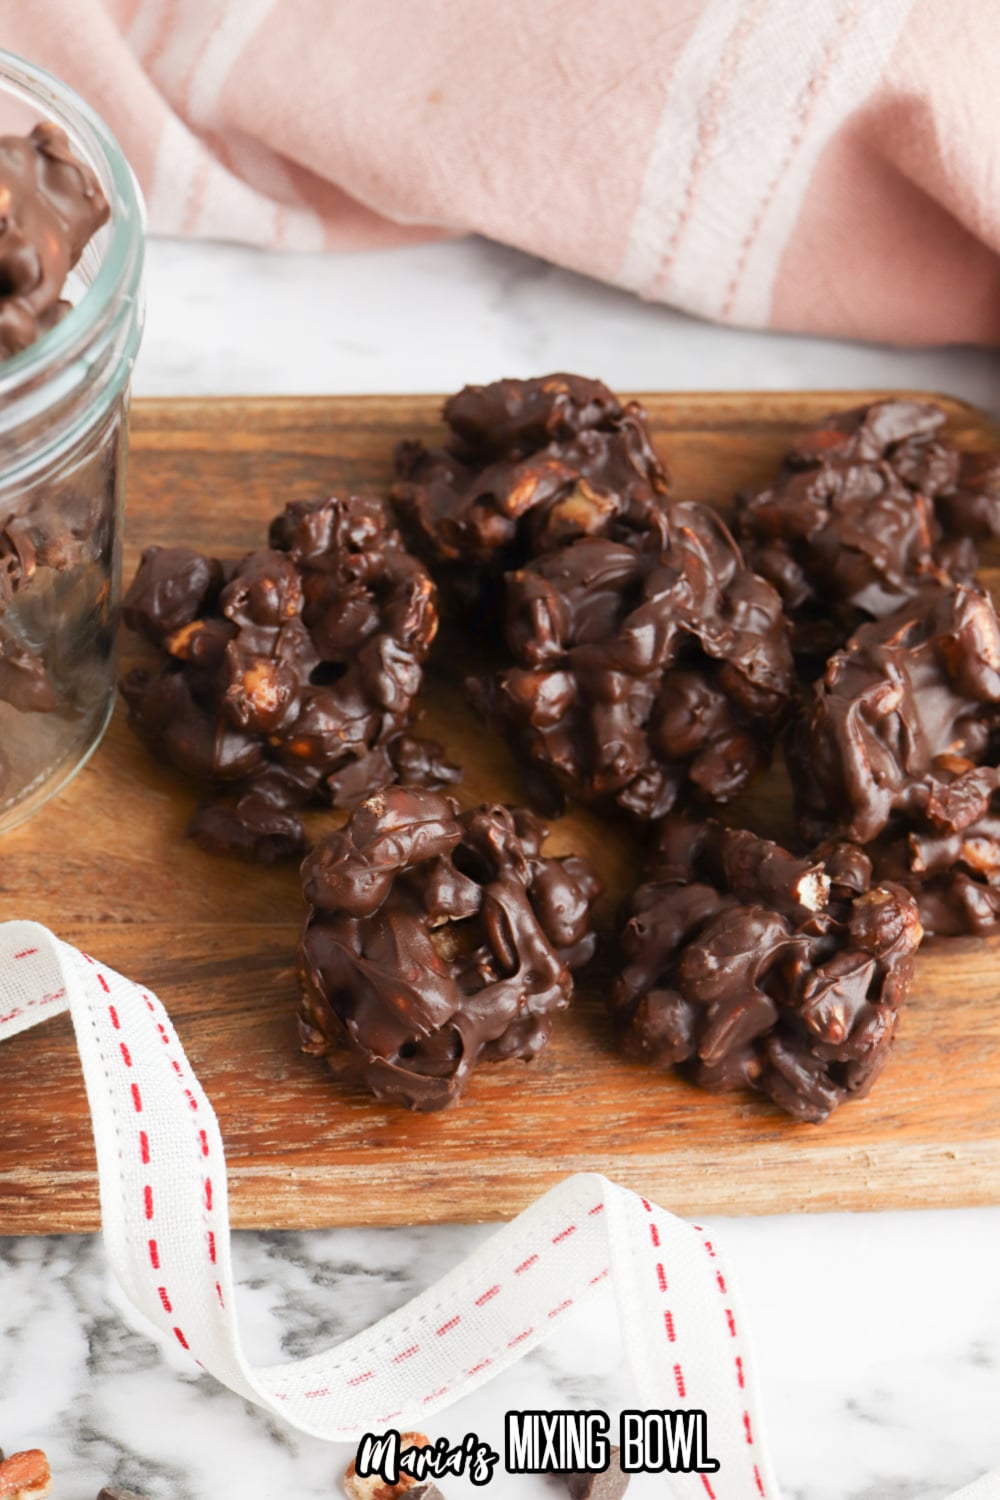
[0,919,997,1500]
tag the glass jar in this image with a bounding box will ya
[0,50,144,832]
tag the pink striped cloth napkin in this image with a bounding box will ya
[8,0,999,345]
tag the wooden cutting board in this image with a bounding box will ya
[2,390,1000,1235]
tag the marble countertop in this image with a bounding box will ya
[3,236,1000,1500]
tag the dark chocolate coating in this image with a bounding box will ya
[392,374,670,604]
[0,128,113,723]
[789,584,1000,846]
[121,545,226,646]
[0,488,97,607]
[187,785,310,864]
[0,122,109,357]
[736,399,1000,661]
[120,496,458,858]
[445,372,625,452]
[0,623,59,712]
[392,374,791,818]
[472,501,793,818]
[855,761,1000,937]
[298,786,602,1109]
[611,817,922,1122]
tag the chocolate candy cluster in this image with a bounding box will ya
[735,399,1000,662]
[611,817,923,1122]
[471,500,793,818]
[298,786,601,1110]
[398,374,794,819]
[393,372,671,608]
[0,125,113,755]
[732,402,1000,950]
[789,583,1000,936]
[0,122,109,357]
[121,495,455,860]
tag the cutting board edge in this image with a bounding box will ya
[4,1134,998,1234]
[127,388,998,429]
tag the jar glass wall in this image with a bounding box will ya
[0,51,144,831]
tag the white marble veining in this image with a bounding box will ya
[3,1207,1000,1500]
[2,236,1000,1500]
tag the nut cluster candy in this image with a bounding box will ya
[789,581,1000,850]
[120,494,455,860]
[870,760,1000,936]
[0,126,113,748]
[393,373,671,607]
[0,478,115,734]
[298,785,601,1110]
[611,817,923,1122]
[0,122,109,357]
[787,582,1000,936]
[395,373,793,820]
[735,399,1000,661]
[472,501,794,819]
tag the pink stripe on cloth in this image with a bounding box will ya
[3,0,999,344]
[771,0,1000,344]
[647,0,773,301]
[619,0,917,326]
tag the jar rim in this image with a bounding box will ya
[0,48,145,399]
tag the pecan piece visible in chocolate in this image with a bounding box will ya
[392,373,670,605]
[611,817,922,1122]
[343,1432,429,1500]
[120,496,456,858]
[298,786,601,1109]
[736,399,1000,661]
[789,584,1000,847]
[472,502,793,819]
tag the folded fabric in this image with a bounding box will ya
[3,0,998,345]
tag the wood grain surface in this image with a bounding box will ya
[2,390,999,1235]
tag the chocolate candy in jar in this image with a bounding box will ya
[0,56,143,830]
